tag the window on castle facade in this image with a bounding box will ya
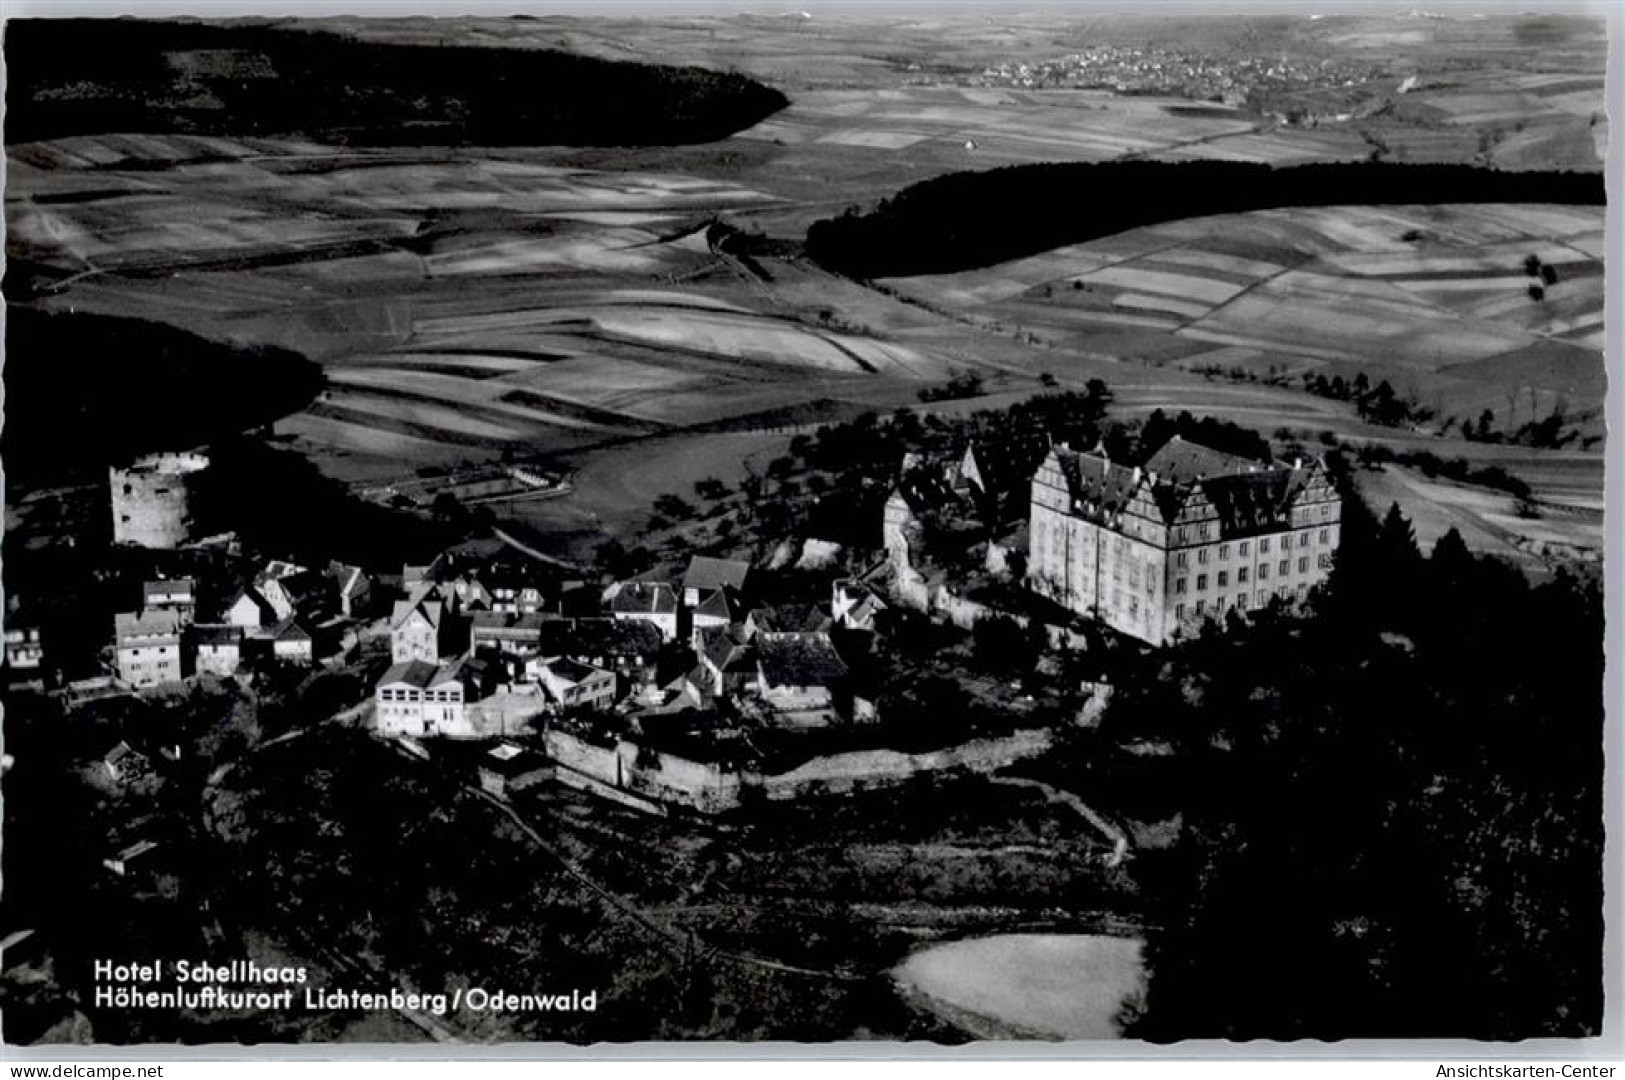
[1238,567,1249,583]
[1217,571,1228,587]
[1279,560,1290,576]
[1218,544,1229,560]
[1175,578,1187,595]
[1197,549,1209,565]
[1196,574,1208,591]
[1258,564,1270,580]
[1319,528,1329,545]
[1299,556,1309,574]
[1239,540,1250,556]
[1260,537,1271,553]
[1176,552,1188,569]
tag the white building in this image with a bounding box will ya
[1027,435,1341,646]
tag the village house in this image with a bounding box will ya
[375,657,487,738]
[390,592,463,664]
[224,585,278,632]
[3,625,46,674]
[327,561,373,618]
[269,617,315,664]
[444,570,495,614]
[831,579,888,631]
[694,625,756,698]
[191,624,243,678]
[1027,434,1342,646]
[530,656,618,713]
[690,585,743,635]
[743,602,834,641]
[142,579,196,624]
[114,610,186,689]
[681,555,752,608]
[751,634,851,724]
[469,611,551,655]
[605,582,680,642]
[538,618,664,695]
[481,559,547,615]
[402,556,446,595]
[253,561,307,621]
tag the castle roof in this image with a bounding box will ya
[1144,434,1263,484]
[1049,436,1323,536]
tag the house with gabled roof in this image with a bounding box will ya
[327,561,374,618]
[225,585,278,632]
[605,582,679,642]
[375,656,489,738]
[114,610,185,689]
[694,625,756,698]
[691,585,743,635]
[142,579,196,624]
[743,602,834,641]
[682,556,752,608]
[390,593,462,664]
[270,617,315,664]
[539,618,664,694]
[752,634,849,721]
[832,579,888,631]
[191,624,243,678]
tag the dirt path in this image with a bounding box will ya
[990,776,1130,866]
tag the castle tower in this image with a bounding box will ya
[110,450,210,548]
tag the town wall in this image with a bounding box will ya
[542,726,1056,815]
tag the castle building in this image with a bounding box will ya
[1027,435,1341,646]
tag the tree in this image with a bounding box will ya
[971,615,1041,676]
[653,494,695,521]
[1376,502,1421,565]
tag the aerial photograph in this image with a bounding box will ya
[0,7,1609,1048]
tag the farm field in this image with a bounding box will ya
[881,201,1607,442]
[4,11,1605,564]
[1354,464,1603,576]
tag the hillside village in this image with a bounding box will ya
[3,390,1343,823]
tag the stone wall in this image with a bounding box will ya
[542,725,1056,816]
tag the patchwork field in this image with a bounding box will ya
[5,11,1605,561]
[881,201,1606,441]
[1355,464,1603,577]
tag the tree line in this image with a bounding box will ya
[805,161,1605,279]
